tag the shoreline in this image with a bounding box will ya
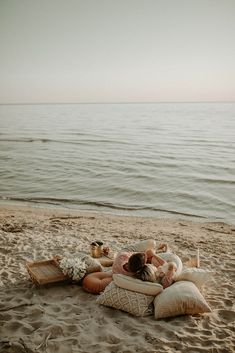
[1,199,234,226]
[0,204,234,352]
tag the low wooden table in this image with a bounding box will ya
[26,258,70,285]
[26,251,116,285]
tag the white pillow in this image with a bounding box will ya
[157,252,183,277]
[113,274,163,296]
[154,281,211,319]
[175,268,213,288]
[121,239,156,252]
[97,282,154,316]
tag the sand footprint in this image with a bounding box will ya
[217,309,235,323]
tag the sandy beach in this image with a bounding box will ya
[0,205,234,353]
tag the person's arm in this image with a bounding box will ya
[145,249,155,262]
[145,248,167,267]
[151,254,166,267]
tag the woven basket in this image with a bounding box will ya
[26,258,69,285]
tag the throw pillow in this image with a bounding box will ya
[154,280,211,319]
[175,268,213,288]
[113,274,163,296]
[97,282,154,316]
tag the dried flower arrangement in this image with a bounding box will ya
[59,257,87,281]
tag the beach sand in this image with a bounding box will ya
[0,205,234,353]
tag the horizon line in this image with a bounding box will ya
[0,100,235,106]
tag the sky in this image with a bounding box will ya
[0,0,235,103]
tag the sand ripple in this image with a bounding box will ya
[0,206,234,353]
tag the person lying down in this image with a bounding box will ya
[118,249,177,289]
[82,243,177,293]
[135,261,177,288]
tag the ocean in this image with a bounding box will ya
[0,102,234,224]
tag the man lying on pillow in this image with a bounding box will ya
[82,243,176,293]
[134,260,177,288]
[114,247,177,289]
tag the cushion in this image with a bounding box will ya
[154,281,211,319]
[157,252,183,277]
[82,272,113,294]
[97,282,154,316]
[113,274,163,296]
[175,268,213,288]
[121,239,156,252]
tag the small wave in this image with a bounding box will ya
[0,138,35,143]
[0,195,206,219]
[0,196,63,206]
[195,177,235,185]
[0,137,130,146]
[0,138,49,143]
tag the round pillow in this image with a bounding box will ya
[157,252,183,277]
[82,272,113,294]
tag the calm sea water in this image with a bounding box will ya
[0,103,234,224]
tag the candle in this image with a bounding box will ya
[196,248,200,268]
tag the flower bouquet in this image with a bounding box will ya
[59,256,87,281]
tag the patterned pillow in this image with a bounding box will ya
[121,239,156,252]
[113,274,163,296]
[175,268,213,288]
[97,282,154,316]
[154,281,211,319]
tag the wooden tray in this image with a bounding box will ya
[26,258,69,285]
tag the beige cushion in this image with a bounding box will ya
[97,282,154,316]
[175,268,213,288]
[122,239,156,252]
[157,252,183,277]
[113,274,163,296]
[154,281,211,319]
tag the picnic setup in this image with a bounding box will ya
[1,207,233,353]
[26,239,212,319]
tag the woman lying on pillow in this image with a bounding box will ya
[82,243,172,294]
[135,262,177,289]
[112,247,166,276]
[116,248,177,289]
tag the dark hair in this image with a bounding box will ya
[128,252,146,273]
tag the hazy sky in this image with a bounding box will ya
[0,0,235,103]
